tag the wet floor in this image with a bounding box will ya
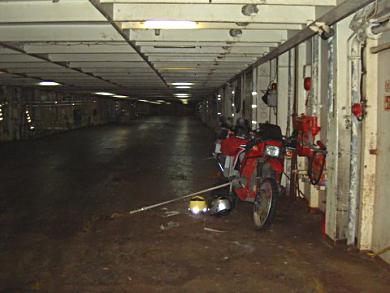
[0,116,389,292]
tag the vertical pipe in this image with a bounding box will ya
[252,66,258,127]
[289,46,300,199]
[287,50,292,136]
[347,35,362,246]
[255,65,259,123]
[327,32,335,120]
[275,57,279,125]
[310,35,319,116]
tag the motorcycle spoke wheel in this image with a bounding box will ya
[253,178,278,230]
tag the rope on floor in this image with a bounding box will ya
[128,182,231,215]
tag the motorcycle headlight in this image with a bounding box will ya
[265,145,280,157]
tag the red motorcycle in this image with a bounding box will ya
[214,118,289,229]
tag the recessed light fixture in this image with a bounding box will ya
[138,99,162,105]
[252,91,258,96]
[94,92,115,96]
[172,82,194,86]
[154,45,196,49]
[143,20,197,29]
[113,95,129,98]
[251,104,257,109]
[38,81,61,86]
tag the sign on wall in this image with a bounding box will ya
[385,96,390,111]
[385,80,390,111]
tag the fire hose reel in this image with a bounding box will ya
[293,114,327,186]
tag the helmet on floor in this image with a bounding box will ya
[188,196,208,214]
[209,196,232,216]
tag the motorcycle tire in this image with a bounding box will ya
[253,178,278,230]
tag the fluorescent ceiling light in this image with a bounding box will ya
[143,20,197,29]
[175,86,191,89]
[154,45,196,49]
[94,92,115,96]
[160,67,194,71]
[138,99,162,105]
[172,82,194,86]
[38,81,61,86]
[113,95,129,98]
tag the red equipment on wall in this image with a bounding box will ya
[293,114,327,185]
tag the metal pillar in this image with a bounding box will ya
[358,37,378,250]
[347,35,363,245]
[325,16,353,241]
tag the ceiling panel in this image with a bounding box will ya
[0,0,338,100]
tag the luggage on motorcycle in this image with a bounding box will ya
[217,128,229,140]
[235,118,250,138]
[220,136,247,156]
[258,123,283,141]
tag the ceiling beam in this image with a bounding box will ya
[140,46,270,54]
[48,53,143,62]
[23,42,135,54]
[111,3,316,23]
[88,0,169,87]
[129,29,288,42]
[0,42,122,89]
[69,61,149,68]
[101,0,336,5]
[122,22,303,30]
[135,41,279,47]
[226,0,376,85]
[0,24,123,42]
[0,1,105,23]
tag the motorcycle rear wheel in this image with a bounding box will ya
[253,178,278,229]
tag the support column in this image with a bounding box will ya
[358,37,378,250]
[325,16,353,241]
[257,62,271,123]
[277,52,289,134]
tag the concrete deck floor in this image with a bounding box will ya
[0,116,389,292]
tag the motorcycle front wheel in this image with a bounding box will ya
[253,178,278,230]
